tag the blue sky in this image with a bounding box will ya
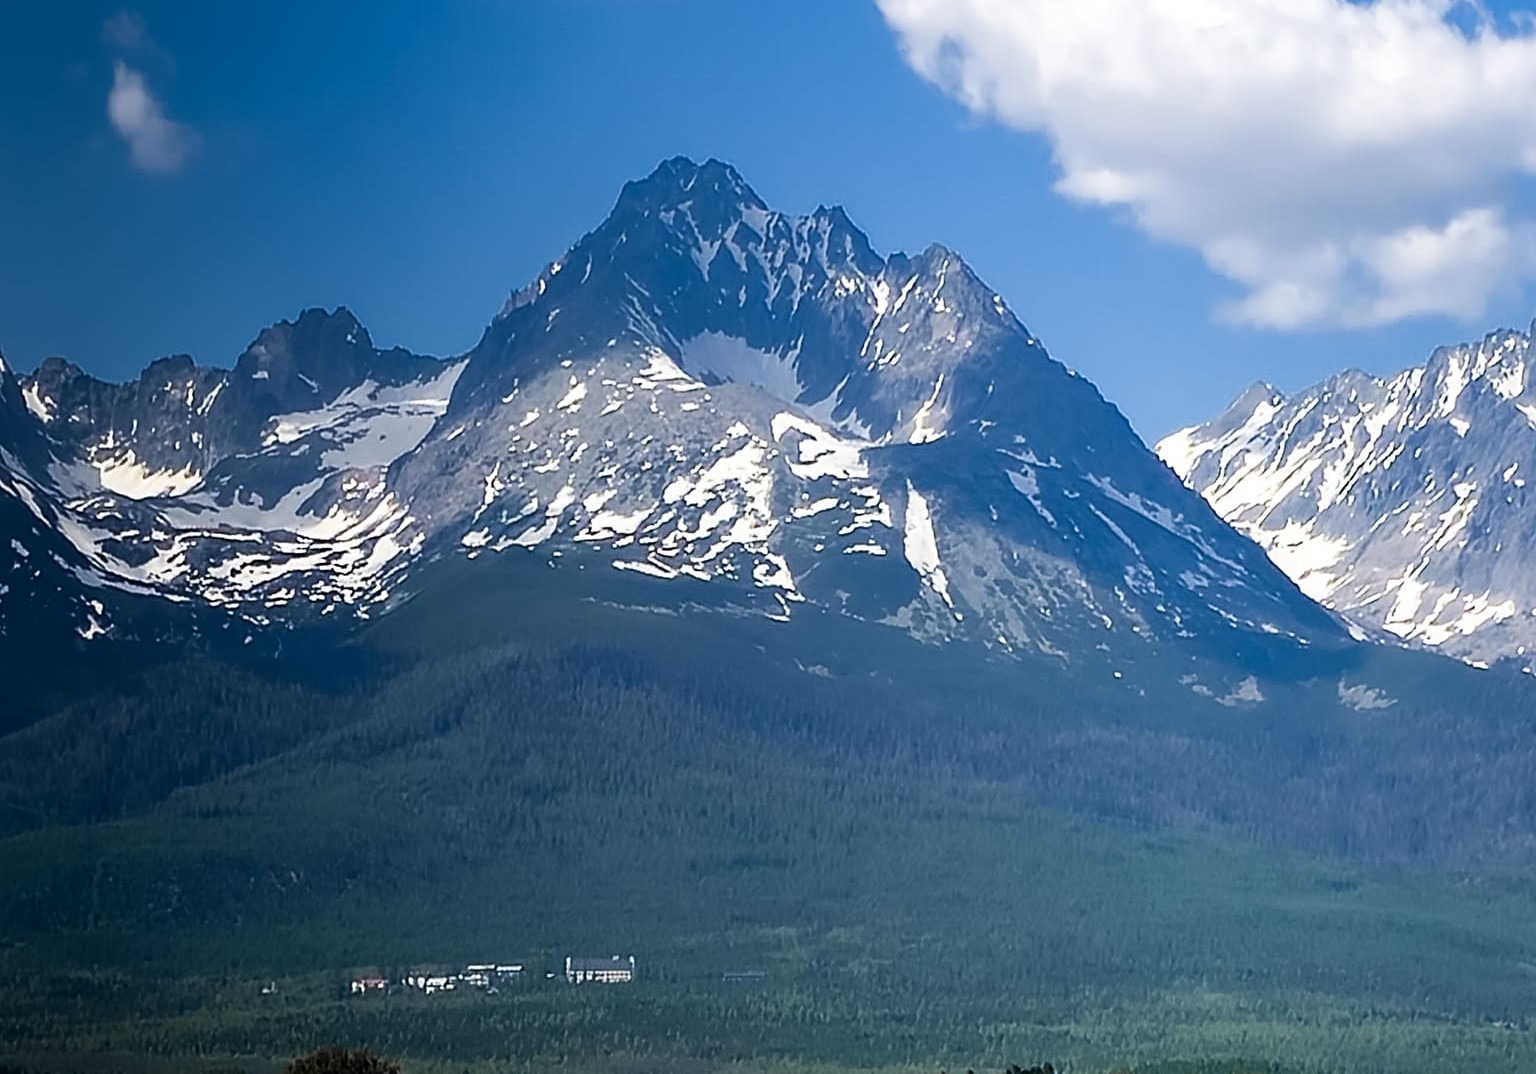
[6,1,1536,440]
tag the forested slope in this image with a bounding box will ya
[5,554,1536,1071]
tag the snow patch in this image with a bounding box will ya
[902,482,954,611]
[613,558,677,579]
[679,332,802,403]
[771,412,867,481]
[511,485,576,547]
[1262,520,1349,601]
[792,497,840,519]
[1006,468,1055,525]
[95,453,202,500]
[908,375,947,445]
[22,383,54,423]
[1217,677,1264,707]
[580,505,652,542]
[556,379,588,411]
[263,361,465,472]
[1338,681,1396,711]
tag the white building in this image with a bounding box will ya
[565,955,636,984]
[404,973,456,994]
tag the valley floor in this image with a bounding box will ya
[5,805,1536,1074]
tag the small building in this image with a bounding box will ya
[461,963,524,990]
[404,972,457,994]
[565,955,636,984]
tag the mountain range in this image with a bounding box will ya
[1160,326,1536,670]
[14,157,1536,1074]
[0,157,1342,688]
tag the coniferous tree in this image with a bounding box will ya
[283,1046,401,1074]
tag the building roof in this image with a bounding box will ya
[567,956,635,970]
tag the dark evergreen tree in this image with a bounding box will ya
[283,1046,401,1074]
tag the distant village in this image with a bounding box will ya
[347,955,637,996]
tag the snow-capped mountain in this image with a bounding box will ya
[0,310,460,637]
[1158,327,1536,668]
[0,158,1343,668]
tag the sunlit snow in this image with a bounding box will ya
[902,482,954,611]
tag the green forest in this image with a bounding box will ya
[6,555,1536,1074]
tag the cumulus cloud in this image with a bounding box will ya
[106,60,197,175]
[877,0,1536,329]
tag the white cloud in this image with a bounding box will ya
[877,0,1536,329]
[107,61,198,175]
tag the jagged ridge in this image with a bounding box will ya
[1159,326,1536,668]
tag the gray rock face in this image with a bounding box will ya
[0,158,1343,667]
[1158,327,1536,667]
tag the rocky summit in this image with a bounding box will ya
[0,157,1341,672]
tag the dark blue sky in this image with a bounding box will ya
[5,0,1536,439]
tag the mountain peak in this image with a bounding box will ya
[1232,381,1282,412]
[238,307,372,369]
[294,305,367,345]
[33,355,86,386]
[615,156,765,219]
[811,203,853,225]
